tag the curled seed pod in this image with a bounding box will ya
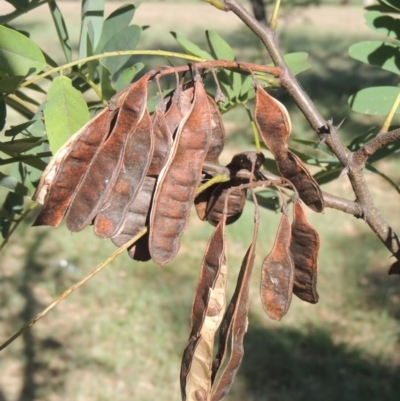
[260,211,294,321]
[254,84,324,213]
[32,107,118,227]
[149,76,212,266]
[290,199,320,304]
[181,219,227,401]
[65,74,151,232]
[277,151,324,213]
[94,110,154,239]
[111,176,156,260]
[211,211,259,401]
[196,152,265,226]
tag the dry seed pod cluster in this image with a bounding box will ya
[32,67,323,401]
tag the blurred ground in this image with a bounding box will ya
[0,2,400,401]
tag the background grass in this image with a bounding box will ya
[1,1,400,401]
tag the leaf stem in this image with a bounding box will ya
[21,51,206,89]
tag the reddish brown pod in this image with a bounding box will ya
[254,83,291,159]
[65,73,151,232]
[149,76,212,266]
[260,211,294,321]
[290,199,320,303]
[32,105,119,227]
[94,110,154,239]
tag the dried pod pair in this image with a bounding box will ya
[33,74,153,234]
[260,198,320,321]
[254,84,324,213]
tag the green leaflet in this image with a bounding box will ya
[171,32,211,59]
[348,86,400,115]
[96,4,136,54]
[206,30,235,60]
[114,63,144,92]
[0,172,30,196]
[79,0,105,59]
[44,76,90,153]
[0,25,46,76]
[48,0,72,63]
[100,25,142,75]
[349,41,400,76]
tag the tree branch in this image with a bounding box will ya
[220,0,400,267]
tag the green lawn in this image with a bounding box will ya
[1,2,399,401]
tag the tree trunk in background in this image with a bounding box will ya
[249,0,267,25]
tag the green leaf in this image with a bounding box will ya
[349,41,400,76]
[349,86,400,115]
[0,191,24,238]
[95,4,136,54]
[100,25,142,75]
[0,137,45,153]
[291,138,334,156]
[79,0,105,59]
[44,76,90,153]
[284,52,311,76]
[0,74,25,93]
[4,120,37,137]
[100,65,116,101]
[206,30,235,60]
[365,11,400,40]
[313,168,342,186]
[262,157,280,176]
[171,32,211,60]
[86,29,98,82]
[0,172,30,196]
[0,99,6,131]
[0,25,46,76]
[254,190,280,211]
[0,208,13,221]
[232,72,242,100]
[48,0,72,63]
[380,0,400,12]
[240,75,253,99]
[113,63,144,92]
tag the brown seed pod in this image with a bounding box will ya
[211,208,259,401]
[254,83,291,159]
[93,110,154,239]
[65,73,151,232]
[181,219,227,401]
[149,76,212,266]
[32,106,118,227]
[277,151,324,213]
[260,211,294,321]
[111,176,156,260]
[254,84,324,213]
[290,199,320,304]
